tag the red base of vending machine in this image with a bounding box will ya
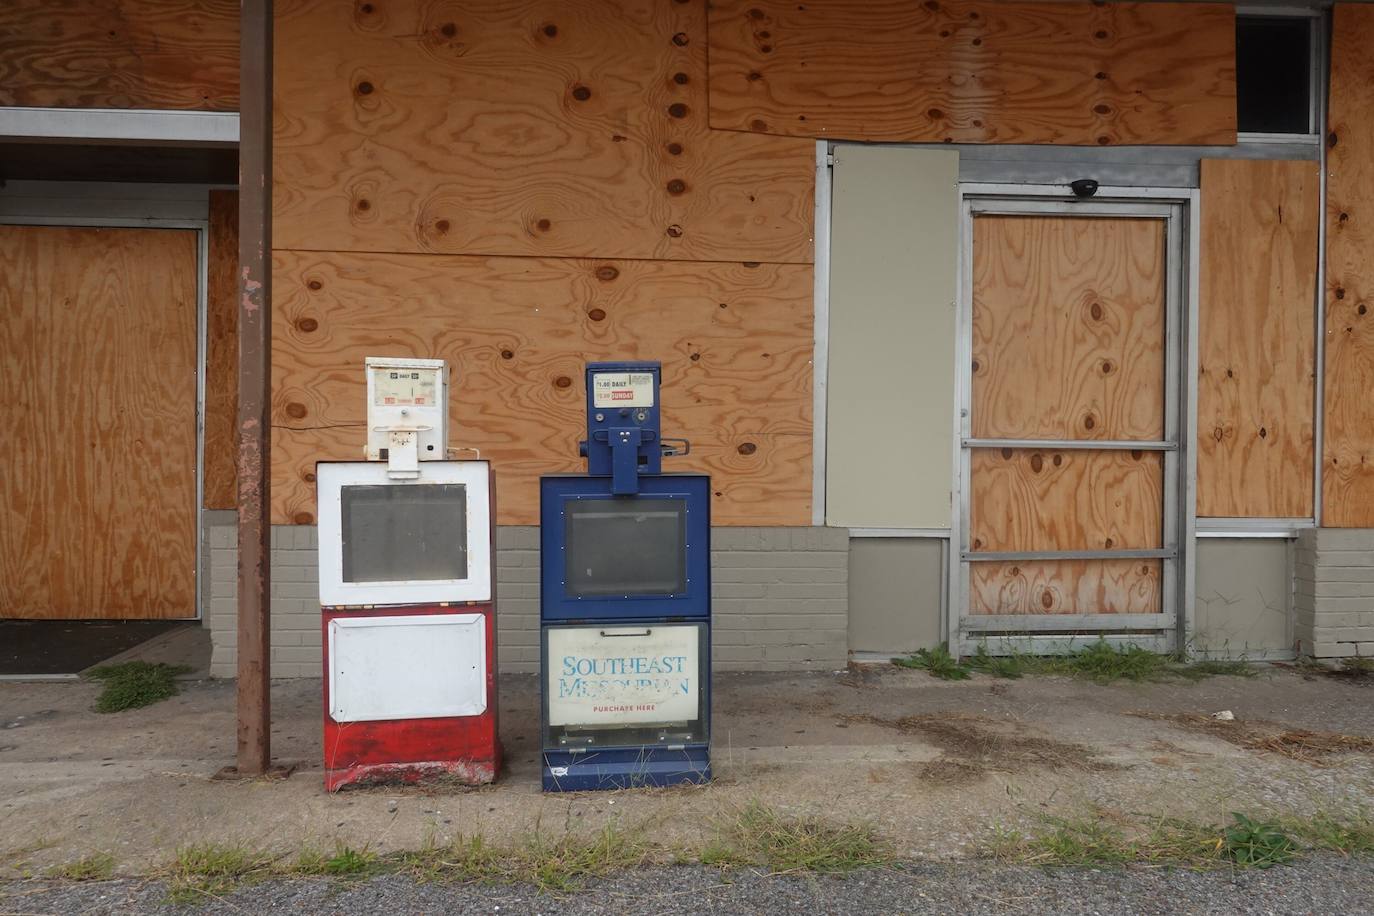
[321,603,500,792]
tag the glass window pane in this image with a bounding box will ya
[565,498,687,597]
[341,484,468,583]
[1236,17,1312,134]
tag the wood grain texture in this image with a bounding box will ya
[204,190,238,510]
[969,560,1162,615]
[0,0,238,110]
[271,249,813,526]
[0,227,198,619]
[1198,159,1318,519]
[970,448,1163,552]
[707,0,1236,146]
[273,0,814,263]
[972,216,1166,440]
[1323,5,1374,527]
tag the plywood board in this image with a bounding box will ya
[708,0,1236,146]
[204,190,238,510]
[972,216,1166,441]
[826,145,959,529]
[0,226,197,619]
[273,0,814,264]
[970,449,1163,553]
[1323,5,1374,527]
[0,0,238,110]
[969,560,1162,615]
[271,249,813,526]
[1198,159,1318,519]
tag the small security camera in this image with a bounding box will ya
[1070,178,1100,199]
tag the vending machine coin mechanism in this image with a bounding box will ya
[316,357,500,791]
[539,361,711,791]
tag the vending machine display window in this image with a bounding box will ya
[318,461,492,607]
[564,498,687,597]
[341,483,469,583]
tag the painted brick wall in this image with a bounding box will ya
[1294,528,1374,658]
[206,524,849,678]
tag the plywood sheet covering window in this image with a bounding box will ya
[970,449,1163,553]
[0,227,197,619]
[1323,5,1374,527]
[707,0,1236,146]
[970,560,1162,615]
[0,0,239,110]
[972,216,1165,441]
[272,0,814,264]
[204,190,239,510]
[271,250,813,526]
[1198,159,1318,519]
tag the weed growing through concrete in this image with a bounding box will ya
[287,843,377,878]
[47,852,115,881]
[1222,814,1298,868]
[898,640,1260,684]
[702,802,892,874]
[167,843,273,903]
[892,646,971,680]
[985,810,1372,870]
[85,661,191,713]
[1279,811,1374,856]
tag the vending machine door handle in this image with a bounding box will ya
[599,629,652,638]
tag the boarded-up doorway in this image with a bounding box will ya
[959,200,1184,652]
[0,226,198,619]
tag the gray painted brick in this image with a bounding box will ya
[208,523,849,676]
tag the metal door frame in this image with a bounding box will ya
[948,184,1199,655]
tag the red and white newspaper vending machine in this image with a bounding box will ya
[316,357,499,791]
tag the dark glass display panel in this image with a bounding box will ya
[341,484,468,583]
[1236,16,1313,135]
[564,498,687,597]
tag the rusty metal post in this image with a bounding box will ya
[235,0,273,776]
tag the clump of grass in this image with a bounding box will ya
[47,852,115,881]
[704,802,891,874]
[985,811,1341,870]
[893,645,970,680]
[513,824,652,893]
[167,843,272,902]
[86,661,191,713]
[1281,811,1374,856]
[393,835,504,884]
[1222,814,1297,868]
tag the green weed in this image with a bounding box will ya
[893,645,971,680]
[1222,814,1297,868]
[86,661,191,713]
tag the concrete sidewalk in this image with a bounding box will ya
[1,666,1371,875]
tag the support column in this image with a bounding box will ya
[235,0,273,776]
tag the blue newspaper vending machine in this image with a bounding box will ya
[540,362,711,791]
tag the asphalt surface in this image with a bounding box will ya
[5,859,1373,915]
